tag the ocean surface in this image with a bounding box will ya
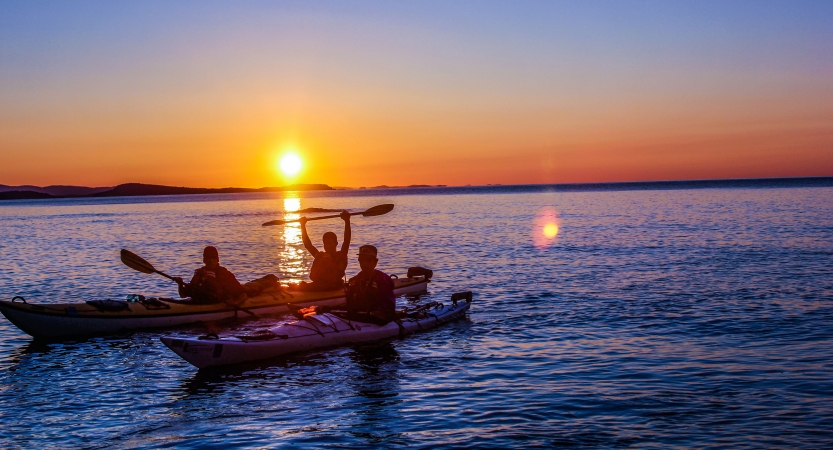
[1,182,832,448]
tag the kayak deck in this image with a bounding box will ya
[162,292,472,369]
[0,276,429,339]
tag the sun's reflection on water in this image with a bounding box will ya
[278,197,307,283]
[283,198,300,213]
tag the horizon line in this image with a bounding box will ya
[3,175,833,191]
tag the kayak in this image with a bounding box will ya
[162,292,472,369]
[162,292,471,369]
[0,275,429,339]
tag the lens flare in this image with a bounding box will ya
[543,223,559,239]
[532,207,561,248]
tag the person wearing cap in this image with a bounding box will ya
[173,246,247,304]
[345,245,396,317]
[297,210,351,291]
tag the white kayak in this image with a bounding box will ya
[161,292,472,369]
[0,276,428,339]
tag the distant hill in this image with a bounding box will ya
[365,184,447,189]
[0,184,111,196]
[92,183,333,197]
[0,190,55,200]
[0,182,334,201]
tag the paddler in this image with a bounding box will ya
[173,246,247,304]
[344,245,395,319]
[296,210,351,291]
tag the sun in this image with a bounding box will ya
[278,153,302,177]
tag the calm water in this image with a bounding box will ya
[1,186,832,448]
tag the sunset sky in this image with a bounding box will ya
[1,1,832,188]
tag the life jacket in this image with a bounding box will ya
[309,251,346,288]
[187,266,244,304]
[346,270,395,313]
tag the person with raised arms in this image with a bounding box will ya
[295,210,351,291]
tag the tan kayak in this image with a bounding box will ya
[0,275,429,339]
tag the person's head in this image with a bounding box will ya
[357,245,378,272]
[203,246,220,268]
[322,231,338,253]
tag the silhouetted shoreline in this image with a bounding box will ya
[1,177,832,201]
[0,182,334,200]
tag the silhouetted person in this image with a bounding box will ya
[173,246,246,304]
[345,245,395,317]
[297,210,351,291]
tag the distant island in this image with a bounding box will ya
[0,182,333,201]
[357,184,447,190]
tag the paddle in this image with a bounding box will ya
[119,249,259,317]
[120,249,177,281]
[262,203,394,227]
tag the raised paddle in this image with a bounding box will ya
[119,249,259,318]
[262,203,394,227]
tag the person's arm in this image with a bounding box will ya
[176,279,188,298]
[299,217,319,257]
[175,271,197,298]
[340,210,351,253]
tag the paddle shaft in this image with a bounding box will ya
[284,210,361,225]
[228,302,258,318]
[262,203,394,227]
[153,269,177,282]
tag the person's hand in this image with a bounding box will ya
[173,277,184,286]
[340,210,350,222]
[299,216,308,226]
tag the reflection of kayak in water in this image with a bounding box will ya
[0,276,429,339]
[162,292,472,369]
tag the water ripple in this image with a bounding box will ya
[1,187,832,447]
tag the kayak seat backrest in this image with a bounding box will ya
[407,267,433,280]
[450,291,473,305]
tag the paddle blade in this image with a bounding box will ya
[120,249,156,274]
[362,204,394,217]
[261,219,287,227]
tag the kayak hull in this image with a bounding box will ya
[0,277,428,339]
[162,297,471,369]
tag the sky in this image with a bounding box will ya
[1,0,832,188]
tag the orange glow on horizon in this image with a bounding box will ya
[2,110,830,189]
[2,3,832,188]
